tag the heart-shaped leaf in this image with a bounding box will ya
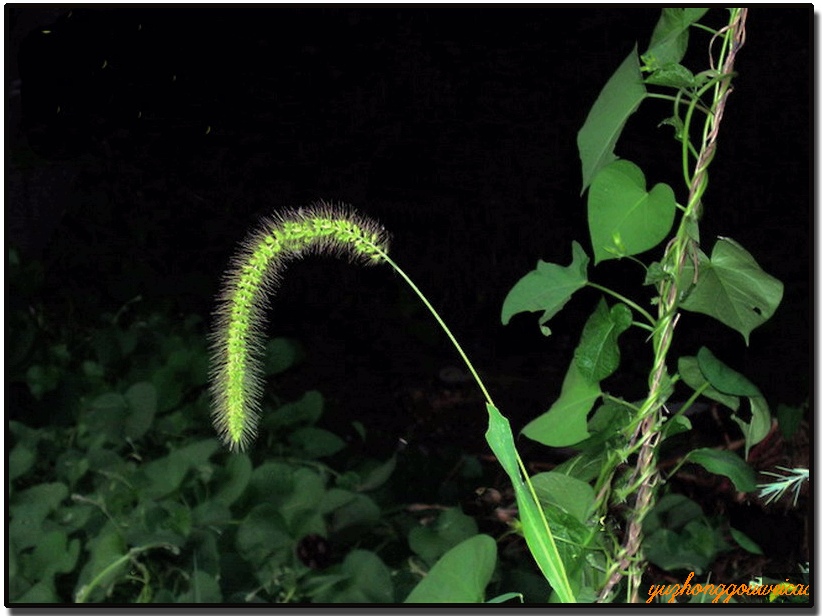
[404,535,497,603]
[588,159,676,264]
[408,508,478,566]
[530,472,595,525]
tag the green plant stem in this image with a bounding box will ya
[380,249,575,602]
[645,92,712,117]
[76,543,177,603]
[665,381,710,426]
[585,282,656,327]
[378,250,496,408]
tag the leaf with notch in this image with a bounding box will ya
[501,241,589,335]
[681,238,783,344]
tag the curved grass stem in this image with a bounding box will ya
[378,250,496,408]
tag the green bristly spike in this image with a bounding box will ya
[209,202,392,452]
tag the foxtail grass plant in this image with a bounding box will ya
[209,202,576,602]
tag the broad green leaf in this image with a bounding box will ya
[574,299,632,381]
[409,507,478,566]
[26,364,61,400]
[192,500,232,528]
[177,570,222,603]
[262,390,324,430]
[236,504,292,567]
[501,242,589,335]
[356,455,396,492]
[732,396,772,458]
[681,238,783,344]
[552,450,605,484]
[644,8,710,68]
[124,382,157,440]
[644,522,722,575]
[776,403,805,440]
[729,527,763,555]
[485,404,575,603]
[277,468,326,533]
[15,580,60,603]
[21,530,80,586]
[331,493,380,533]
[677,355,739,411]
[139,440,220,500]
[248,461,295,505]
[577,47,646,193]
[686,448,756,493]
[264,337,302,375]
[86,392,129,442]
[10,483,69,549]
[405,535,497,603]
[643,494,702,535]
[540,505,601,599]
[521,361,599,448]
[696,347,761,397]
[212,453,252,506]
[645,63,696,88]
[316,550,394,603]
[588,160,676,264]
[288,426,346,459]
[530,472,595,525]
[643,494,726,576]
[319,488,358,514]
[9,443,36,482]
[579,399,636,450]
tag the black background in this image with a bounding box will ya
[7,6,811,444]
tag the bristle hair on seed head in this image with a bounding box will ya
[209,202,390,451]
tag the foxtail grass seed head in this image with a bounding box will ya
[209,202,390,451]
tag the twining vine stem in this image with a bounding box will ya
[596,8,748,603]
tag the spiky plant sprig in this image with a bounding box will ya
[209,202,390,451]
[757,467,809,508]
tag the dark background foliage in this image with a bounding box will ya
[8,6,810,445]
